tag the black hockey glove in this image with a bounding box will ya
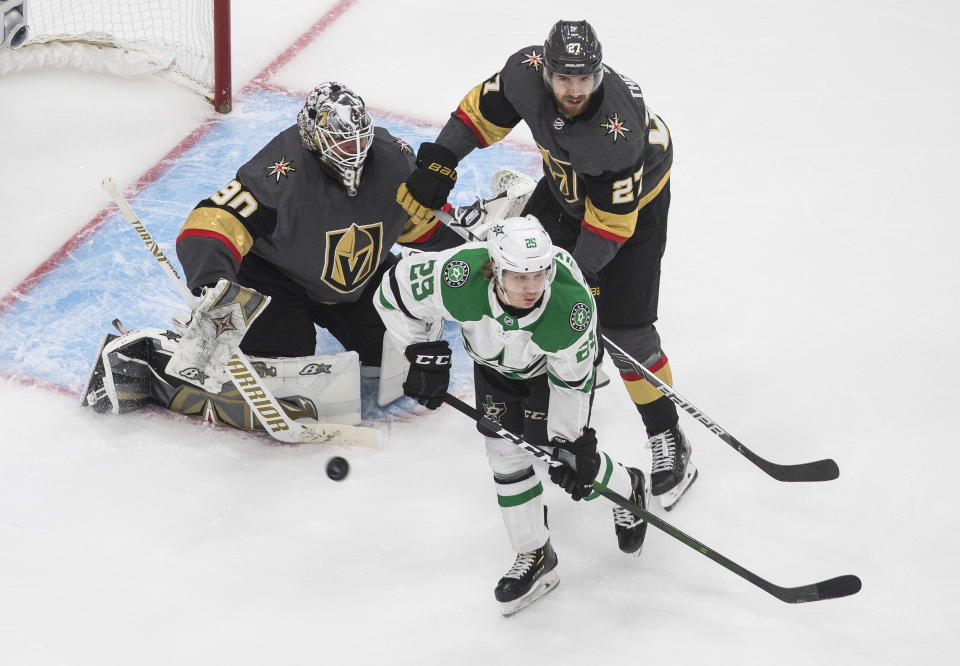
[548,428,601,501]
[396,142,459,221]
[402,340,452,410]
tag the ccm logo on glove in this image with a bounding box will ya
[413,353,451,366]
[402,340,452,410]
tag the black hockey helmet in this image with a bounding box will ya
[543,20,603,92]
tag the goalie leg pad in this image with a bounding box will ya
[247,351,361,426]
[81,328,181,415]
[82,329,362,429]
[376,332,409,406]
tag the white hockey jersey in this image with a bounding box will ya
[375,242,598,441]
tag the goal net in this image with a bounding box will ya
[0,0,231,112]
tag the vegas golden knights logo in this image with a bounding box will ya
[322,222,384,293]
[537,145,579,204]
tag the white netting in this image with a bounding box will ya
[0,0,217,101]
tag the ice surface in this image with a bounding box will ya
[1,1,958,663]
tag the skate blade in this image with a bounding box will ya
[499,570,560,617]
[659,465,699,512]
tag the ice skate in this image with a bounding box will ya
[613,467,651,556]
[494,539,559,616]
[648,425,698,511]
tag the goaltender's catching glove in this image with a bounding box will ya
[166,278,270,393]
[548,427,601,501]
[402,339,452,410]
[396,142,459,223]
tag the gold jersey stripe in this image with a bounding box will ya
[457,83,513,147]
[621,360,674,406]
[180,207,255,258]
[583,198,638,242]
[637,168,672,210]
[583,168,673,242]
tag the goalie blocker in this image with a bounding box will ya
[81,326,363,429]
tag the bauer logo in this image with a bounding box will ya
[569,302,591,332]
[443,260,470,288]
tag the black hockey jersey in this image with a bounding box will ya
[177,125,457,303]
[436,45,672,245]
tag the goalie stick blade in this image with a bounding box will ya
[775,574,862,604]
[296,422,379,448]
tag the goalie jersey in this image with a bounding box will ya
[176,124,458,301]
[375,243,598,441]
[436,46,672,246]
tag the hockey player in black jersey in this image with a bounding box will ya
[396,21,697,510]
[81,82,464,431]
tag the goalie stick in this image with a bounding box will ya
[442,393,861,604]
[432,210,838,483]
[100,177,378,448]
[601,336,839,482]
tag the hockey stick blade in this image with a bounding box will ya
[769,574,863,604]
[601,336,839,483]
[442,394,860,605]
[752,454,839,483]
[597,486,861,604]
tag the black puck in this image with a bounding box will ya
[326,456,349,481]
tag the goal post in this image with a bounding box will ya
[0,0,232,113]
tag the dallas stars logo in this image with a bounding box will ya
[266,156,296,182]
[490,223,505,237]
[569,302,592,332]
[520,50,543,71]
[483,395,507,424]
[600,113,631,142]
[394,138,413,154]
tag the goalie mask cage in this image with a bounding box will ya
[0,0,232,113]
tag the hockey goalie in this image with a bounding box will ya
[80,80,535,435]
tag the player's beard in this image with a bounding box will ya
[554,92,591,118]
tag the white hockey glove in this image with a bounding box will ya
[444,168,536,242]
[166,279,270,393]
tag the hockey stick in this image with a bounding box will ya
[442,393,860,604]
[101,177,378,448]
[601,336,839,482]
[432,210,838,481]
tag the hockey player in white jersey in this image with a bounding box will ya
[375,215,651,615]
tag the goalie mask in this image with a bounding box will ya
[542,20,604,94]
[297,82,374,195]
[488,215,557,285]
